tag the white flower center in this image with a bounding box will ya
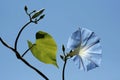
[78,47,88,57]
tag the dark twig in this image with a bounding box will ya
[1,7,49,80]
[0,37,49,80]
[22,44,36,57]
[14,21,31,50]
[0,37,14,51]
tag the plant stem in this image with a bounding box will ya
[62,56,68,80]
[14,21,31,50]
[0,37,49,80]
[0,7,48,80]
[22,44,35,57]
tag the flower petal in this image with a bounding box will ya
[86,60,99,71]
[86,42,102,54]
[72,55,85,70]
[72,55,81,69]
[85,52,102,71]
[67,28,82,49]
[67,27,102,71]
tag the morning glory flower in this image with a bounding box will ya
[67,28,102,71]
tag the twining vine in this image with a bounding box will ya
[0,6,48,80]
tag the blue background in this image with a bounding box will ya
[0,0,120,80]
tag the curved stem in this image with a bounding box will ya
[14,21,31,50]
[22,44,35,57]
[62,57,67,80]
[1,7,48,79]
[14,50,49,80]
[0,37,49,80]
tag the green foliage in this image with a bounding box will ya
[27,31,58,67]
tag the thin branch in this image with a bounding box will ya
[14,21,31,50]
[0,37,14,51]
[22,44,36,57]
[29,10,36,15]
[0,37,49,80]
[1,7,48,80]
[16,51,49,80]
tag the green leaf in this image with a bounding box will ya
[32,8,45,19]
[27,31,58,67]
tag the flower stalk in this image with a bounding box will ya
[0,6,48,80]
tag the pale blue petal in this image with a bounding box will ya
[67,27,102,71]
[72,55,81,69]
[81,28,100,48]
[80,56,89,71]
[67,28,81,49]
[87,61,99,71]
[88,53,102,66]
[85,42,102,70]
[86,43,102,54]
[77,56,99,71]
[85,53,102,71]
[81,28,93,47]
[72,55,84,70]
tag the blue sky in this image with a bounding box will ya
[0,0,120,80]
